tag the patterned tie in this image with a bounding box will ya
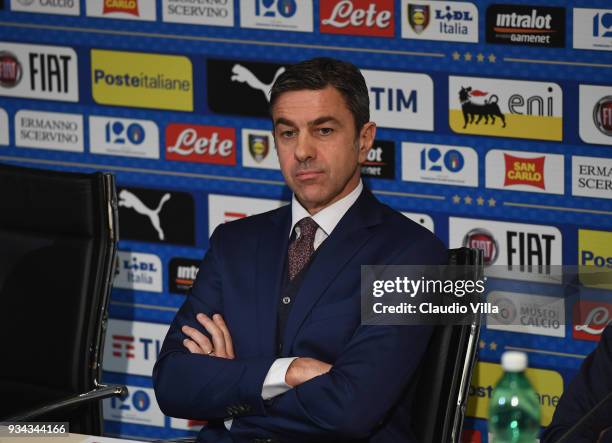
[288,217,319,281]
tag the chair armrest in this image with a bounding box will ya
[4,384,128,422]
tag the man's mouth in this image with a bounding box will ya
[295,170,323,181]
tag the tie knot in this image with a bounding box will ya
[296,217,318,240]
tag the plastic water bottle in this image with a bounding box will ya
[488,351,541,443]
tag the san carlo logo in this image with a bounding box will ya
[449,76,563,141]
[320,0,395,38]
[402,0,478,43]
[463,229,498,266]
[485,150,564,195]
[86,0,156,21]
[0,51,22,87]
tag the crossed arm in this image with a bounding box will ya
[181,313,332,388]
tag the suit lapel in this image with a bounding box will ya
[281,189,384,354]
[254,205,291,356]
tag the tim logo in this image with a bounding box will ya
[449,76,562,141]
[255,0,296,18]
[112,335,135,359]
[117,186,195,245]
[103,0,139,16]
[458,87,506,129]
[573,301,612,342]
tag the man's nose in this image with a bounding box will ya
[294,132,316,162]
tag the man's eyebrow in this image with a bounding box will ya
[309,116,341,127]
[274,117,296,127]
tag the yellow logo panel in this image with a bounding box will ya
[449,76,563,142]
[467,361,563,426]
[579,229,612,289]
[91,50,193,111]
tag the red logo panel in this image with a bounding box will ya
[166,124,236,165]
[103,0,140,16]
[504,154,546,189]
[573,300,612,342]
[320,0,394,37]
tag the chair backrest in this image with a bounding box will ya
[412,247,484,443]
[0,163,118,434]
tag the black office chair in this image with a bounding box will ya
[412,247,484,443]
[0,163,127,435]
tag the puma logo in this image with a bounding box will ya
[119,190,171,240]
[230,64,286,102]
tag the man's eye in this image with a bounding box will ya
[318,128,333,135]
[281,130,296,138]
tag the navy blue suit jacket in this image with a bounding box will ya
[542,325,612,443]
[153,188,447,442]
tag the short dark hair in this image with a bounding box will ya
[269,57,370,134]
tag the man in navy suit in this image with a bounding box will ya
[153,58,447,442]
[542,324,612,442]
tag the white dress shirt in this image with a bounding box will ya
[225,181,364,429]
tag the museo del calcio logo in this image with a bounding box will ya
[449,76,563,141]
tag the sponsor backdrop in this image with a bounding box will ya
[0,0,610,440]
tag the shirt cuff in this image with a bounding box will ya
[224,418,232,431]
[261,357,298,400]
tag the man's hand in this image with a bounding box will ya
[285,357,332,387]
[182,313,235,359]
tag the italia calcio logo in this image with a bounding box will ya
[449,76,562,141]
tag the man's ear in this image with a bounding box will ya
[358,122,377,163]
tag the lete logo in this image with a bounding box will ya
[166,124,236,165]
[320,0,394,37]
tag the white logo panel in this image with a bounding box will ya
[102,319,168,376]
[208,194,288,237]
[485,149,564,195]
[401,212,435,233]
[573,8,612,51]
[240,0,313,32]
[487,291,566,338]
[15,110,83,152]
[362,70,433,131]
[401,0,479,43]
[579,85,612,146]
[402,142,478,187]
[89,116,160,159]
[162,0,234,26]
[241,128,279,170]
[103,385,164,427]
[0,108,8,146]
[170,418,206,431]
[572,156,612,200]
[449,217,562,282]
[0,42,79,102]
[114,251,162,292]
[11,0,80,15]
[86,0,157,21]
